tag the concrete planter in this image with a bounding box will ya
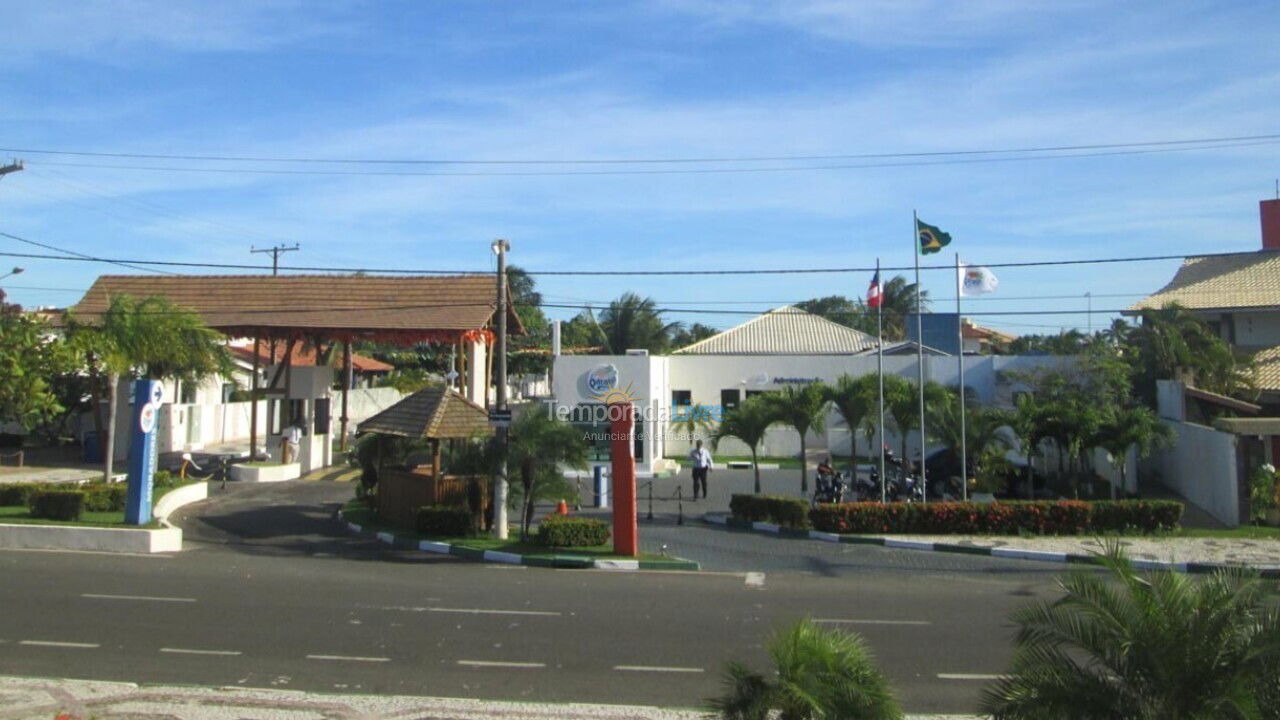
[0,524,181,553]
[154,481,208,522]
[230,462,301,483]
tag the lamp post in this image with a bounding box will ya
[0,267,23,282]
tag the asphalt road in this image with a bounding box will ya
[0,478,1074,714]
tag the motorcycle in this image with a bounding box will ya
[811,471,848,507]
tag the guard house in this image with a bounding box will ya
[68,274,522,474]
[357,386,494,529]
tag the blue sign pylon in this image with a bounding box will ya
[124,379,164,525]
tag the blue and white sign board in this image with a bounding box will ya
[124,379,163,525]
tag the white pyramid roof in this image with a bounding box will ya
[674,305,878,355]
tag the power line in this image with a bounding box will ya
[25,138,1280,177]
[0,242,1267,276]
[0,231,177,276]
[4,132,1278,165]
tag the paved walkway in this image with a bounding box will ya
[899,533,1280,568]
[0,465,102,485]
[0,676,977,720]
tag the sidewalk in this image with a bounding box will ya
[0,676,979,720]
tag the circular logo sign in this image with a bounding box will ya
[139,403,158,434]
[586,364,619,395]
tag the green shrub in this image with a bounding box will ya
[0,483,39,507]
[1090,499,1183,533]
[730,494,811,530]
[415,505,474,538]
[28,490,85,521]
[537,515,610,547]
[153,470,177,489]
[809,499,1182,535]
[80,483,129,512]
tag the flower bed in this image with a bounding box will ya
[808,499,1183,535]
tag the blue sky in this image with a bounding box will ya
[1,0,1278,336]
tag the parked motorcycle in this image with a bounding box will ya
[811,471,848,507]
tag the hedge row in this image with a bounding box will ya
[1,482,129,513]
[806,499,1184,535]
[537,516,610,548]
[416,505,475,538]
[729,494,811,530]
[29,491,85,521]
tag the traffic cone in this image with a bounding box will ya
[555,499,569,515]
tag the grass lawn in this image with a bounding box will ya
[0,505,161,529]
[1166,525,1280,540]
[342,500,670,561]
[0,480,194,529]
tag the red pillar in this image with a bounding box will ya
[608,402,638,557]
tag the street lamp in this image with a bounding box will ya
[0,267,23,282]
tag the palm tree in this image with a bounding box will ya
[826,374,877,473]
[505,409,588,540]
[710,618,903,720]
[879,376,947,467]
[598,292,681,354]
[69,294,232,483]
[982,547,1280,719]
[1128,303,1256,407]
[878,275,929,341]
[672,402,717,445]
[929,391,1014,490]
[712,396,775,493]
[1093,405,1174,499]
[762,383,829,494]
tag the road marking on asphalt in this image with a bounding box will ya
[938,673,1004,681]
[613,665,705,673]
[427,607,561,617]
[160,647,242,656]
[82,593,196,603]
[744,572,766,587]
[814,618,932,626]
[19,640,100,648]
[306,654,391,663]
[457,660,546,668]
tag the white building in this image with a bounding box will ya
[552,306,1066,476]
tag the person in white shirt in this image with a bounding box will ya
[688,439,713,500]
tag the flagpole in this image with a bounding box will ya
[876,257,886,503]
[914,210,927,504]
[955,252,967,502]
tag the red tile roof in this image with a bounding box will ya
[229,345,393,373]
[67,274,524,343]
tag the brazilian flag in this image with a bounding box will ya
[917,219,952,255]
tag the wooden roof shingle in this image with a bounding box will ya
[357,387,493,439]
[67,274,524,342]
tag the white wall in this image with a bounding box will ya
[1233,310,1280,348]
[552,353,1070,465]
[1151,419,1240,527]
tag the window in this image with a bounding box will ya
[314,399,331,435]
[179,382,197,405]
[720,388,741,413]
[221,383,238,403]
[671,390,692,409]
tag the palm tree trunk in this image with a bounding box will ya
[751,446,761,494]
[103,373,119,483]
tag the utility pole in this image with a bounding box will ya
[0,160,23,179]
[492,238,511,539]
[250,243,300,275]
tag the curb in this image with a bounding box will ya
[338,510,700,572]
[702,513,1280,579]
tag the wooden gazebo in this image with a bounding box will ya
[357,386,494,528]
